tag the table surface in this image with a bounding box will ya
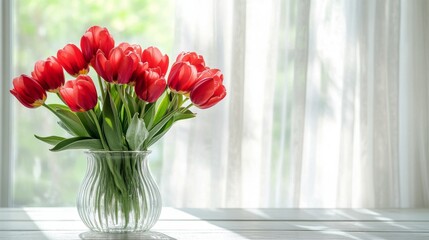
[0,208,428,240]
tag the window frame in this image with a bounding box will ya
[0,0,13,207]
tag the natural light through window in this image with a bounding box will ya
[3,0,428,209]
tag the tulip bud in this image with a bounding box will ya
[135,68,166,103]
[10,74,47,108]
[141,46,169,76]
[80,25,115,66]
[59,75,98,112]
[190,69,226,109]
[57,44,89,77]
[167,62,197,94]
[31,56,65,92]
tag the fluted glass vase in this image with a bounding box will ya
[77,151,161,233]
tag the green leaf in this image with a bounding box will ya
[57,121,75,135]
[47,104,89,137]
[34,135,66,145]
[121,106,130,134]
[102,90,125,150]
[143,103,156,127]
[147,118,174,147]
[169,92,180,111]
[151,93,170,128]
[147,109,177,140]
[48,104,70,111]
[94,102,102,118]
[56,109,89,136]
[50,137,103,152]
[126,113,149,151]
[126,93,137,115]
[76,112,99,138]
[174,109,196,122]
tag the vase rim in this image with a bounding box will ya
[85,150,152,154]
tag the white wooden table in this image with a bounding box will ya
[0,208,428,239]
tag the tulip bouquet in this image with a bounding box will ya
[10,26,226,152]
[10,26,226,231]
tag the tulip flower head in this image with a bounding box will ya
[167,51,210,94]
[129,61,149,86]
[118,42,143,56]
[167,62,198,94]
[135,68,166,103]
[94,47,138,84]
[31,56,65,92]
[175,52,206,72]
[59,75,98,112]
[57,44,89,77]
[141,46,169,76]
[10,74,47,108]
[80,25,115,66]
[117,42,142,69]
[190,69,226,109]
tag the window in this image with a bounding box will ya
[2,0,429,208]
[0,0,13,207]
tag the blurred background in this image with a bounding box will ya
[1,0,428,208]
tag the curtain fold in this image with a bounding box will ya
[159,0,429,208]
[399,0,429,207]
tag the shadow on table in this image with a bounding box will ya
[179,208,426,240]
[0,208,50,240]
[79,231,176,240]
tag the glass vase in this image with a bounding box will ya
[77,151,162,233]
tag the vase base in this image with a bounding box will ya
[79,231,176,239]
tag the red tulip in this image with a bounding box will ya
[10,74,47,108]
[167,62,198,94]
[31,56,65,92]
[57,44,89,77]
[129,61,149,86]
[141,46,169,76]
[197,68,223,81]
[80,26,115,65]
[118,42,142,56]
[175,52,206,72]
[190,69,226,109]
[59,75,98,112]
[135,68,166,103]
[117,43,142,74]
[93,47,138,84]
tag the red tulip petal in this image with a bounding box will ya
[190,78,216,105]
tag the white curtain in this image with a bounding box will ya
[159,0,429,208]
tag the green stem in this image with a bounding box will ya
[97,75,106,101]
[55,92,67,105]
[178,96,190,111]
[43,103,63,119]
[167,93,178,112]
[140,101,147,117]
[89,109,109,150]
[43,103,54,112]
[183,102,193,112]
[117,84,132,120]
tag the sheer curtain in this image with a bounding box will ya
[159,0,429,208]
